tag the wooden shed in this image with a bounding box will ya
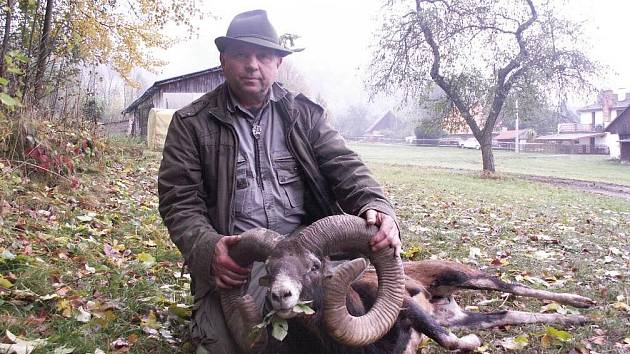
[605,105,630,162]
[122,66,224,137]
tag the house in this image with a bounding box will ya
[365,111,400,136]
[604,105,630,162]
[122,67,225,137]
[493,129,536,144]
[577,89,630,130]
[533,89,630,155]
[442,103,503,136]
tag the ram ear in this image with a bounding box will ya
[258,275,271,287]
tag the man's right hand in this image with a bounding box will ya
[212,235,251,289]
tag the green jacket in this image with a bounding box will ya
[158,83,396,300]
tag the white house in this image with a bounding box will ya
[536,89,629,157]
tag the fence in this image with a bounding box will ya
[345,136,610,155]
[101,119,129,136]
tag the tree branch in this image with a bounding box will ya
[416,0,482,137]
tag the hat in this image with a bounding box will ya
[215,10,294,57]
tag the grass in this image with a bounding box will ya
[0,138,628,353]
[349,143,630,186]
[369,163,630,353]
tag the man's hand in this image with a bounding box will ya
[364,209,401,257]
[212,235,251,289]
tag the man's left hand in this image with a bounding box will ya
[364,209,401,257]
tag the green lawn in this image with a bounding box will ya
[349,143,630,186]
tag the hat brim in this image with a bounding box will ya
[215,36,294,57]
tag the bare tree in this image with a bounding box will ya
[369,0,599,172]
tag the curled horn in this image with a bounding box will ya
[219,228,284,353]
[293,215,405,346]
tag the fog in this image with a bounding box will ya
[148,0,630,117]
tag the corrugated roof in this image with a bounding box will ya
[535,132,605,141]
[122,66,223,114]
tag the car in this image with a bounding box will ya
[459,137,481,149]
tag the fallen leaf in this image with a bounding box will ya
[136,252,155,267]
[469,247,481,259]
[544,326,573,342]
[0,275,14,288]
[499,335,529,350]
[110,338,129,350]
[52,345,76,354]
[75,306,91,322]
[612,302,629,312]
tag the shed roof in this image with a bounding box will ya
[493,129,532,140]
[605,105,630,134]
[535,132,605,141]
[122,66,223,114]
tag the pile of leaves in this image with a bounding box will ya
[1,121,188,353]
[0,115,111,188]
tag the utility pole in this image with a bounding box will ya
[515,99,520,153]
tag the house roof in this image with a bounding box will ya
[493,129,531,140]
[605,105,630,134]
[365,111,397,134]
[535,132,605,141]
[577,94,630,112]
[122,66,223,114]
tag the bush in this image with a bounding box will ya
[0,111,105,187]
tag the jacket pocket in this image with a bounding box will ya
[273,152,304,214]
[234,154,254,216]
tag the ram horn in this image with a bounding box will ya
[219,228,284,353]
[293,214,405,346]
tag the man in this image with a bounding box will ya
[158,9,401,353]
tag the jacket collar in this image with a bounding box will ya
[208,82,294,124]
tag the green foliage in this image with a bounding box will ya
[3,0,209,110]
[81,97,104,123]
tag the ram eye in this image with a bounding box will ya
[310,262,320,272]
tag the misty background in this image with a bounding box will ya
[113,0,629,129]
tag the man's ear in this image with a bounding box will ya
[219,53,225,67]
[276,56,283,68]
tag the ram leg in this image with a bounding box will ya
[432,296,591,330]
[403,299,481,352]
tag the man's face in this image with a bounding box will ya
[220,42,283,107]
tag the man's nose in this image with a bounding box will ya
[243,55,259,71]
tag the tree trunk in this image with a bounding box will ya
[0,0,16,79]
[479,134,495,172]
[21,0,41,103]
[33,0,53,104]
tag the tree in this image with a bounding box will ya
[1,0,208,114]
[369,0,599,172]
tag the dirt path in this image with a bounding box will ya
[515,174,630,200]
